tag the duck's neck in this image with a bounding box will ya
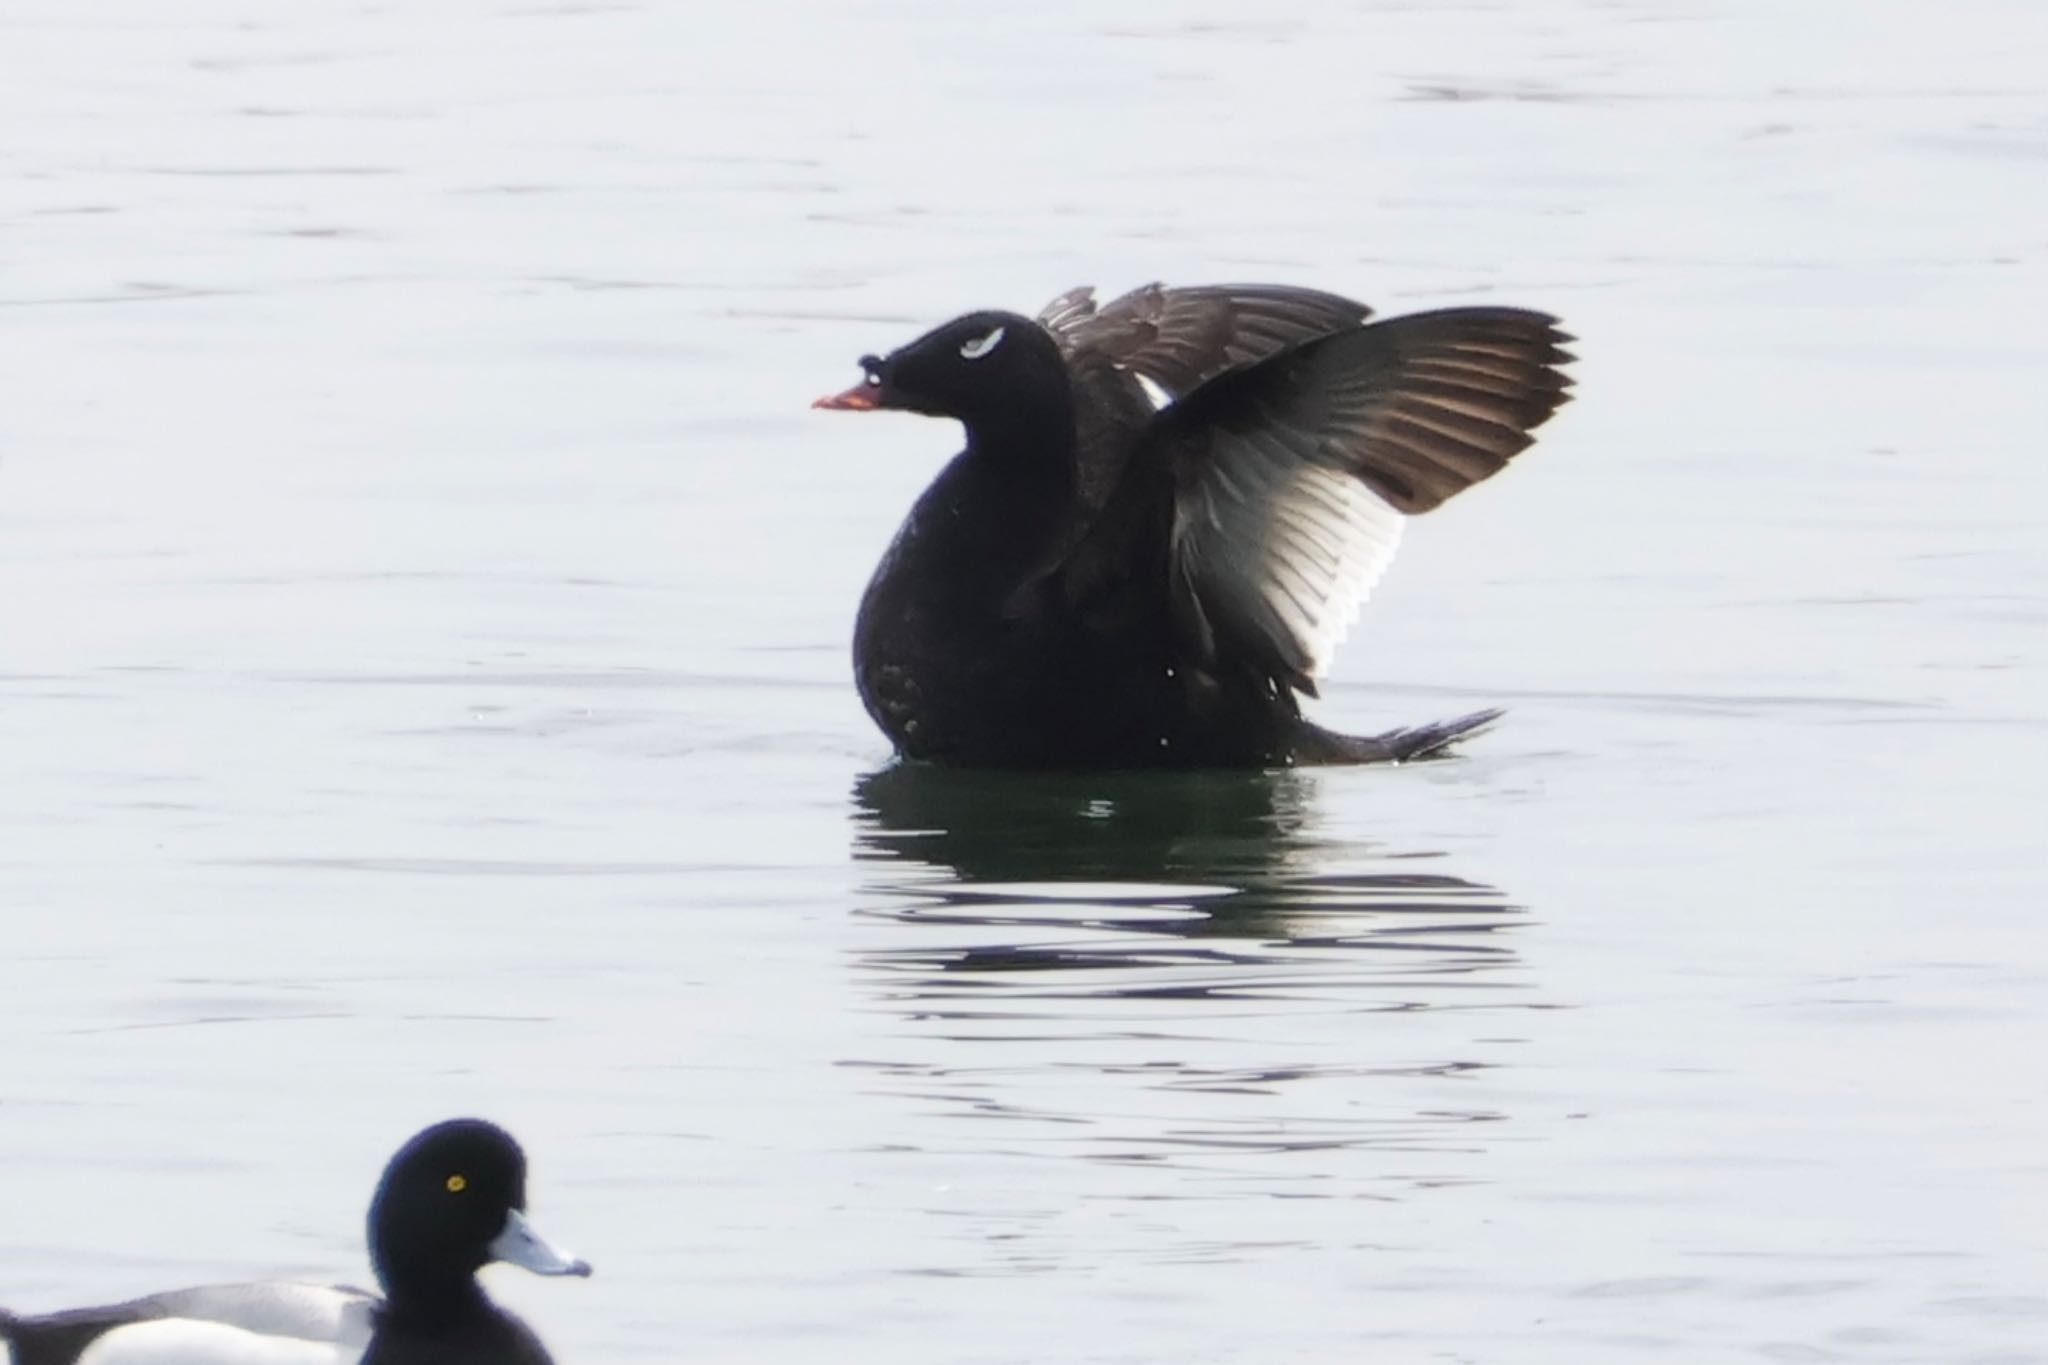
[960,385,1080,501]
[951,404,1079,584]
[375,1251,492,1328]
[381,1277,490,1328]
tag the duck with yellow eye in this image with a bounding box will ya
[0,1118,590,1365]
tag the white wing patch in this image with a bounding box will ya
[1177,437,1405,681]
[958,325,1005,360]
[1131,371,1171,410]
[75,1320,359,1365]
[75,1285,375,1365]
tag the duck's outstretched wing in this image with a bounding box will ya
[1062,307,1575,696]
[1038,283,1375,511]
[1039,282,1373,398]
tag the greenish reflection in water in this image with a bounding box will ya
[850,764,1525,999]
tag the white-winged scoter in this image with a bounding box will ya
[816,282,1573,770]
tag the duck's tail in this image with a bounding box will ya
[1295,707,1505,764]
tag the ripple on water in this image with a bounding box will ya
[842,764,1540,1179]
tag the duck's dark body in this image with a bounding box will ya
[825,283,1572,771]
[856,448,1296,769]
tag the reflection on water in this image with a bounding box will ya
[844,765,1538,1171]
[852,763,1524,999]
[853,762,1326,886]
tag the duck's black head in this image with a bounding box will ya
[367,1118,590,1314]
[815,309,1071,437]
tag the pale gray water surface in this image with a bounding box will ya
[4,1,2048,1361]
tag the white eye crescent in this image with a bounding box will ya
[959,326,1006,361]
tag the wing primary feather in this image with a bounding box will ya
[1148,304,1567,687]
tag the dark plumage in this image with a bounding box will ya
[0,1119,588,1365]
[817,282,1573,770]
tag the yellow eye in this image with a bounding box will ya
[445,1174,468,1193]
